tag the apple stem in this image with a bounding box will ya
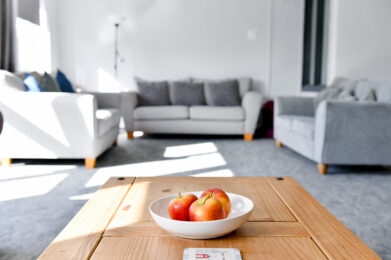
[178,192,182,198]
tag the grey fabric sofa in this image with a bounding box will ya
[0,70,120,168]
[274,79,391,174]
[120,78,263,140]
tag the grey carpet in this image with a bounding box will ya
[0,131,390,259]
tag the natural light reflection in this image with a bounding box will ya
[0,165,76,181]
[133,131,144,138]
[98,68,121,92]
[15,17,51,73]
[69,193,95,201]
[85,152,226,187]
[163,142,218,158]
[0,174,67,202]
[191,169,234,177]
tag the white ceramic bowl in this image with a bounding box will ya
[149,191,254,239]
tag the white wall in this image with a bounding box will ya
[56,0,272,93]
[328,0,391,82]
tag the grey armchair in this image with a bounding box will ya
[274,96,391,174]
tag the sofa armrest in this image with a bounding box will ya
[85,92,121,110]
[120,91,138,131]
[242,91,262,134]
[315,101,391,164]
[275,96,315,117]
[0,92,99,158]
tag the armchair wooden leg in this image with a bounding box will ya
[127,131,134,139]
[275,139,282,148]
[113,140,117,146]
[317,163,328,175]
[0,158,12,167]
[85,158,97,169]
[244,134,253,141]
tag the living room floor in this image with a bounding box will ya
[0,131,390,260]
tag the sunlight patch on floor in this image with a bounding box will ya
[84,152,226,188]
[163,142,218,158]
[0,173,68,202]
[69,193,95,201]
[191,169,235,177]
[0,165,76,181]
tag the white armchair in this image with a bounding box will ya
[0,92,120,168]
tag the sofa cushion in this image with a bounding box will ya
[192,77,251,97]
[171,81,205,106]
[0,70,25,92]
[376,81,391,102]
[136,78,170,106]
[190,106,244,121]
[134,106,189,120]
[24,73,45,92]
[42,72,61,92]
[56,70,75,93]
[291,116,315,140]
[355,80,376,101]
[204,80,241,106]
[96,109,121,137]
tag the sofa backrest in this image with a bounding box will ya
[192,77,252,97]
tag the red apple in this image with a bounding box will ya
[168,193,198,221]
[201,188,231,217]
[189,194,225,221]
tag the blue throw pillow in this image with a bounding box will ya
[56,70,75,93]
[24,73,45,92]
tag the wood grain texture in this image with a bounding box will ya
[105,221,309,238]
[38,177,135,260]
[105,177,295,235]
[91,236,327,260]
[267,177,380,259]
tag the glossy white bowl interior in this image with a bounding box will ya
[149,191,253,239]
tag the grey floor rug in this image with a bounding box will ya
[0,132,390,259]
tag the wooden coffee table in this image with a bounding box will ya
[39,177,379,259]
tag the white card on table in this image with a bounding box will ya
[183,248,242,260]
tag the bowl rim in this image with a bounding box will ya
[149,191,254,224]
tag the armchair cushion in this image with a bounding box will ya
[97,109,121,137]
[42,72,61,92]
[204,80,241,106]
[0,70,25,92]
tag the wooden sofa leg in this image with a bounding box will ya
[244,134,253,141]
[127,131,134,139]
[275,139,282,148]
[317,163,328,175]
[85,158,97,169]
[113,140,118,146]
[0,158,12,167]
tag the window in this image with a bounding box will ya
[302,0,329,91]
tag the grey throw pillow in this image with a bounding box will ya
[358,89,376,102]
[314,87,343,110]
[171,81,205,106]
[42,72,61,92]
[204,80,241,106]
[337,89,356,102]
[376,82,391,103]
[0,70,25,92]
[136,79,170,106]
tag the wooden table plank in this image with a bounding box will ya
[91,236,327,260]
[267,177,380,259]
[105,177,295,235]
[38,177,135,260]
[105,221,309,237]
